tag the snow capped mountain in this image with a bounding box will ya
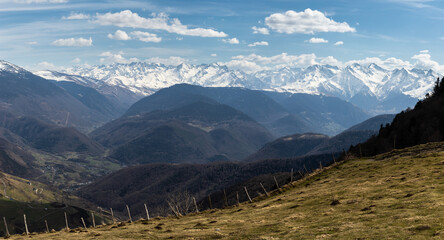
[0,60,27,74]
[34,61,438,113]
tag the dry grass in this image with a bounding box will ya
[8,142,444,239]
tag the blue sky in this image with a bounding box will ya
[1,0,444,72]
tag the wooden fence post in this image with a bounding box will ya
[44,220,49,233]
[274,176,281,191]
[91,212,96,228]
[223,189,228,207]
[290,168,293,183]
[192,197,199,213]
[236,192,240,205]
[64,212,69,230]
[208,195,212,209]
[24,214,29,235]
[110,208,116,224]
[81,217,87,229]
[144,203,150,220]
[126,205,132,223]
[260,182,270,197]
[244,186,252,203]
[3,217,10,237]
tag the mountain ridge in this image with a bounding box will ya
[34,61,437,113]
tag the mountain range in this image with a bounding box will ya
[35,62,437,114]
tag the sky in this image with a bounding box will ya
[1,0,444,73]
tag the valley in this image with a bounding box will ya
[10,142,444,239]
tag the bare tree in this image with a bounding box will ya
[166,191,194,217]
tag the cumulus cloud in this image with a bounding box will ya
[222,38,239,44]
[52,37,92,47]
[420,49,429,53]
[411,52,444,73]
[248,41,269,47]
[62,13,90,20]
[345,57,412,70]
[13,0,67,3]
[35,61,65,71]
[71,58,81,63]
[94,10,227,38]
[265,9,356,34]
[108,30,131,40]
[223,53,321,73]
[334,41,344,45]
[144,56,188,66]
[131,31,162,42]
[307,37,328,43]
[252,26,270,35]
[99,51,139,64]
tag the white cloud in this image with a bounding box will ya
[62,13,89,20]
[211,53,217,57]
[420,49,429,53]
[72,58,81,63]
[248,41,269,47]
[35,61,64,71]
[12,0,67,3]
[26,41,37,45]
[99,51,139,64]
[411,52,444,73]
[265,9,356,34]
[252,26,270,35]
[222,38,239,44]
[144,56,188,66]
[334,41,344,45]
[94,10,227,38]
[224,53,321,73]
[307,37,328,43]
[52,37,92,47]
[108,30,131,40]
[131,31,162,42]
[345,57,412,70]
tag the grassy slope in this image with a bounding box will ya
[8,142,444,239]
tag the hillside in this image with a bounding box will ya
[350,77,444,156]
[0,61,122,132]
[13,142,444,239]
[123,84,370,136]
[0,171,103,236]
[92,101,274,164]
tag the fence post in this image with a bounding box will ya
[144,204,150,220]
[110,208,116,224]
[126,205,132,223]
[24,214,29,235]
[81,217,87,230]
[64,212,69,231]
[244,186,252,203]
[208,195,212,209]
[223,189,228,207]
[260,182,270,197]
[192,197,199,213]
[91,212,96,228]
[3,217,10,237]
[44,220,49,233]
[274,176,281,191]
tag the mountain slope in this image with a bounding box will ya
[20,142,444,239]
[0,110,104,155]
[0,61,116,131]
[76,153,334,217]
[124,84,370,136]
[58,61,438,113]
[92,101,274,164]
[350,77,444,156]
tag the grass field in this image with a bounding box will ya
[6,142,444,239]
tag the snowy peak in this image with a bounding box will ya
[0,60,27,74]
